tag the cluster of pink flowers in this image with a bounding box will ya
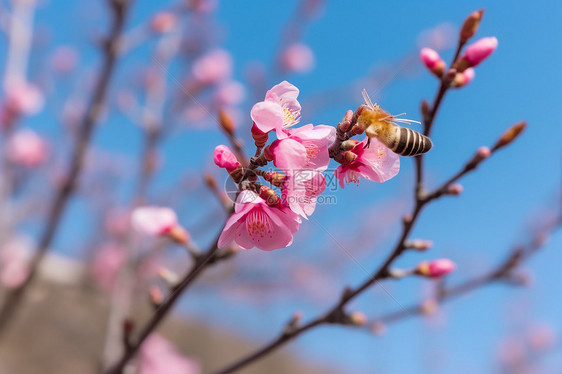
[214,81,401,251]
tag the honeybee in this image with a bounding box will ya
[357,89,432,156]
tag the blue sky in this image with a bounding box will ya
[18,0,562,373]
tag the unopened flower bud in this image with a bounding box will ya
[450,68,475,88]
[406,239,434,251]
[214,145,240,172]
[493,121,526,151]
[218,109,235,136]
[446,184,463,196]
[158,267,180,286]
[204,173,218,190]
[263,171,286,187]
[403,214,413,224]
[149,285,164,306]
[476,146,492,159]
[387,268,409,279]
[261,145,274,162]
[259,185,280,206]
[351,124,364,135]
[455,37,498,72]
[283,311,303,334]
[251,123,269,149]
[165,225,190,245]
[341,139,360,151]
[349,311,367,326]
[338,110,354,133]
[341,151,358,165]
[420,100,430,120]
[460,9,485,43]
[415,258,456,278]
[420,48,446,77]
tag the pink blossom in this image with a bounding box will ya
[218,190,301,251]
[131,206,178,236]
[150,12,176,33]
[50,46,78,73]
[334,137,400,188]
[215,81,246,105]
[0,237,31,289]
[282,170,326,218]
[139,334,200,374]
[416,258,456,278]
[250,81,301,137]
[280,43,315,73]
[4,82,44,116]
[464,37,498,67]
[191,49,232,85]
[7,129,49,167]
[90,243,127,290]
[270,124,335,172]
[214,145,240,172]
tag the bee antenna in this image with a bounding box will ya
[361,89,375,109]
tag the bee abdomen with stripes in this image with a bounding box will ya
[386,126,433,156]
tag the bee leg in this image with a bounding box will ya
[363,137,371,149]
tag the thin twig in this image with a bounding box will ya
[0,0,133,335]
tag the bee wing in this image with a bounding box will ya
[361,89,375,110]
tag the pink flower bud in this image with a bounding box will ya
[464,37,498,66]
[477,146,491,159]
[450,68,475,88]
[416,258,456,278]
[150,12,176,33]
[349,311,367,326]
[7,129,48,167]
[447,184,463,195]
[131,206,178,237]
[213,145,240,172]
[280,43,315,74]
[420,48,445,77]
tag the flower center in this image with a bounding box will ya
[303,142,320,163]
[345,170,360,185]
[282,107,300,127]
[246,209,274,240]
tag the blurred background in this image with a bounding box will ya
[0,0,560,373]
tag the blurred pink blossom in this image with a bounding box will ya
[187,0,218,13]
[451,68,475,88]
[416,23,456,50]
[150,12,176,33]
[280,43,315,73]
[334,137,400,188]
[4,82,44,116]
[527,323,556,351]
[0,237,31,289]
[191,49,232,85]
[90,243,127,290]
[215,81,246,105]
[218,190,301,251]
[7,129,49,167]
[104,208,131,237]
[250,81,301,138]
[139,334,200,374]
[131,206,178,237]
[213,145,240,172]
[50,46,79,73]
